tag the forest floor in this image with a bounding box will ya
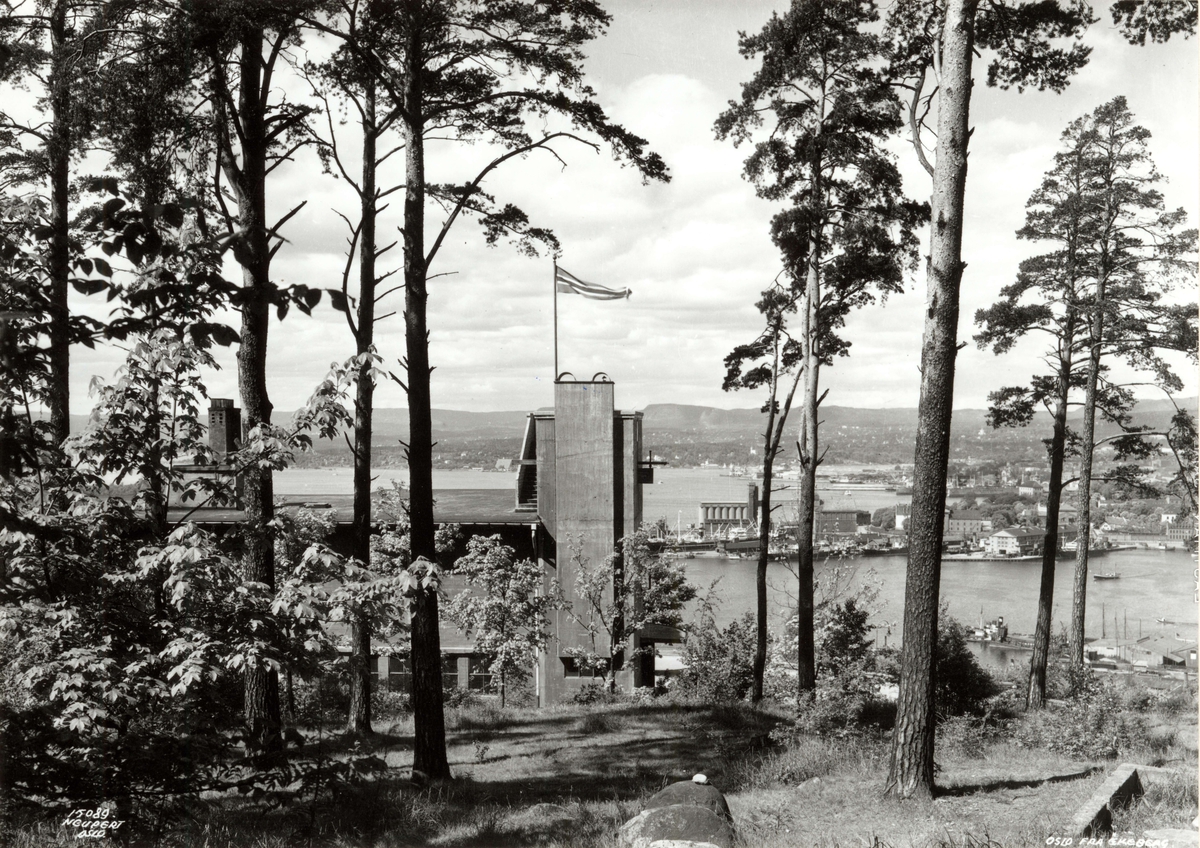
[12,681,1198,848]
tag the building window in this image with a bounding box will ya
[467,656,494,691]
[561,657,606,678]
[386,655,412,693]
[443,654,462,690]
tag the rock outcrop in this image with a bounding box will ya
[619,776,735,848]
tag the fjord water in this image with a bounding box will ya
[276,466,1197,651]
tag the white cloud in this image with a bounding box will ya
[52,11,1198,419]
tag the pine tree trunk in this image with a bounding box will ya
[231,27,280,748]
[45,0,72,447]
[348,79,378,737]
[886,0,977,801]
[1070,279,1106,674]
[402,23,450,780]
[796,232,821,694]
[1026,342,1073,708]
[751,335,781,704]
[751,461,772,703]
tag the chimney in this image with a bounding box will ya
[208,398,240,462]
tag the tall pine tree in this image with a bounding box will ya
[716,0,924,700]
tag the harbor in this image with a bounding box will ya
[272,464,1197,663]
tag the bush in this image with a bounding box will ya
[570,682,619,706]
[443,687,478,708]
[1121,683,1195,719]
[576,711,615,734]
[938,715,1001,759]
[676,611,756,702]
[453,699,511,732]
[371,689,411,722]
[818,599,871,676]
[740,732,882,789]
[794,656,895,736]
[293,671,350,726]
[1015,675,1152,760]
[936,616,1000,717]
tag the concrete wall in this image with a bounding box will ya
[542,382,616,703]
[619,412,643,540]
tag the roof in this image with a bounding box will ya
[166,488,537,527]
[951,510,988,521]
[1133,636,1197,659]
[991,526,1046,539]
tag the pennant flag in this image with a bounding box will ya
[555,266,631,300]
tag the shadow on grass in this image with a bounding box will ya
[935,765,1103,798]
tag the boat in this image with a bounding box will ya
[1092,572,1120,581]
[861,545,908,557]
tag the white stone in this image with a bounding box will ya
[692,773,708,784]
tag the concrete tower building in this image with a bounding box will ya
[518,376,662,704]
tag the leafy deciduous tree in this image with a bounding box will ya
[567,528,696,693]
[444,535,565,707]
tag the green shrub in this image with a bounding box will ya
[936,616,1000,717]
[1154,687,1196,718]
[576,711,615,733]
[938,715,1003,759]
[676,611,757,702]
[1015,675,1151,760]
[1122,683,1196,719]
[454,699,512,732]
[794,657,895,736]
[371,689,411,721]
[293,671,350,726]
[443,686,477,708]
[818,598,871,676]
[570,681,620,705]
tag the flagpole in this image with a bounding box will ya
[553,259,558,382]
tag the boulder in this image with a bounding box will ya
[643,781,733,823]
[618,805,735,848]
[619,779,736,848]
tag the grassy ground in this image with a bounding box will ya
[11,682,1198,848]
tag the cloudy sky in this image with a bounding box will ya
[68,2,1198,416]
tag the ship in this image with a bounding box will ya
[861,544,908,557]
[967,616,1035,651]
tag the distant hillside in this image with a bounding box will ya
[66,397,1194,440]
[62,396,1194,468]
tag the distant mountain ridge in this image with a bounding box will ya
[66,396,1194,441]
